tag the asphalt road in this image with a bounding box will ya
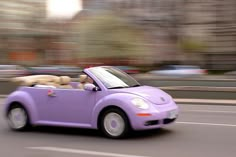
[0,98,236,157]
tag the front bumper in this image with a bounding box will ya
[129,101,179,130]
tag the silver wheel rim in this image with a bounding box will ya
[8,108,27,129]
[104,112,125,137]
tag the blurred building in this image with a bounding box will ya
[180,0,236,70]
[1,0,236,70]
[82,0,236,70]
[0,0,63,65]
[74,0,183,65]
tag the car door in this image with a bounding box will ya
[39,88,96,125]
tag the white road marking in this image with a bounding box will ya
[181,110,236,114]
[27,147,151,157]
[177,121,236,127]
[175,98,236,104]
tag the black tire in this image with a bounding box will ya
[7,104,30,131]
[99,108,130,139]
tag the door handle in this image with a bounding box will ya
[47,89,56,97]
[48,93,56,97]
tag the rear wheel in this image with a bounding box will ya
[100,108,130,139]
[7,104,30,131]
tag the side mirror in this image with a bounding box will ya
[84,83,98,91]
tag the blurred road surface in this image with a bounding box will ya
[0,98,236,157]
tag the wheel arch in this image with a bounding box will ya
[4,91,38,124]
[96,105,131,130]
[6,101,31,122]
[91,93,136,129]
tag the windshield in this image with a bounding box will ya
[88,67,140,89]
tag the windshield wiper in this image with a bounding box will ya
[108,86,128,89]
[130,84,141,87]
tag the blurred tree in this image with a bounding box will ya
[179,38,207,53]
[77,12,150,63]
[179,37,208,66]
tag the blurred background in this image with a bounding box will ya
[0,0,236,77]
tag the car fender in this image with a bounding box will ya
[4,91,38,124]
[91,93,137,129]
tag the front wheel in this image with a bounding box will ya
[100,108,130,139]
[7,105,30,131]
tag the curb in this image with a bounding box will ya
[175,98,236,105]
[0,95,7,98]
[160,86,236,92]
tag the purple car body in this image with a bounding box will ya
[4,66,179,138]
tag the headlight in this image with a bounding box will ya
[131,98,149,109]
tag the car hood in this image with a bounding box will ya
[112,86,171,105]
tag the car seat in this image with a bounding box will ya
[78,75,94,89]
[36,77,60,88]
[59,76,72,89]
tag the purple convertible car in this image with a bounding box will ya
[4,66,179,138]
